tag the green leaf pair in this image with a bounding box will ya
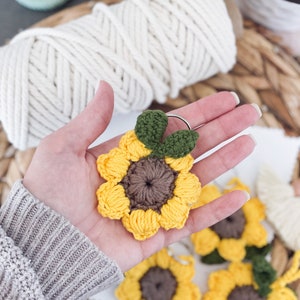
[135,110,198,159]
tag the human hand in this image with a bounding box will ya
[23,81,261,272]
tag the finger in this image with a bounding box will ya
[168,91,240,131]
[90,91,239,157]
[191,103,261,157]
[91,110,255,164]
[60,81,114,152]
[163,189,249,245]
[193,134,256,185]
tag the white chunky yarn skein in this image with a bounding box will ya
[235,0,300,32]
[0,0,236,150]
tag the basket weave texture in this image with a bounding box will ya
[0,2,300,294]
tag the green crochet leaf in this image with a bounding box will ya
[135,110,168,150]
[245,244,272,260]
[201,249,226,265]
[252,255,276,297]
[153,130,199,158]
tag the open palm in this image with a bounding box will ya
[23,81,260,272]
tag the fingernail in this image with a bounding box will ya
[95,80,103,94]
[230,91,240,105]
[251,103,262,118]
[243,191,251,202]
[248,133,257,146]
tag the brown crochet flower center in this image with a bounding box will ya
[228,285,266,300]
[210,208,246,239]
[121,157,178,213]
[139,266,178,300]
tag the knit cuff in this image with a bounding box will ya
[0,180,123,299]
[0,227,44,299]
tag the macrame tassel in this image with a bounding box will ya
[257,164,300,251]
[0,0,236,149]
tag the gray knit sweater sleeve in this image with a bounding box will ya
[0,180,124,299]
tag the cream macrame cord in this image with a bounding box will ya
[0,0,236,150]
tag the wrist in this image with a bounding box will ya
[0,180,123,299]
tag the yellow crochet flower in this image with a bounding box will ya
[203,251,300,300]
[115,248,201,300]
[96,110,201,240]
[203,261,257,300]
[191,178,268,263]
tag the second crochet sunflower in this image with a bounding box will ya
[96,110,202,240]
[191,178,269,263]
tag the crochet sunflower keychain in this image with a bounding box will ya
[203,250,300,300]
[115,247,201,300]
[96,110,202,240]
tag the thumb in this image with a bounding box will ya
[62,80,114,151]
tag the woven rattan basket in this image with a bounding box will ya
[1,1,300,294]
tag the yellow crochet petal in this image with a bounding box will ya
[173,282,201,300]
[160,197,189,230]
[127,248,173,280]
[122,209,160,240]
[242,222,268,247]
[228,262,254,286]
[191,228,220,256]
[271,250,300,291]
[115,276,142,300]
[165,154,194,173]
[119,130,151,161]
[169,255,196,282]
[97,182,130,219]
[152,248,173,269]
[191,184,221,209]
[189,283,202,300]
[268,287,297,300]
[145,252,162,270]
[207,269,236,296]
[224,177,251,194]
[174,172,201,206]
[124,256,153,280]
[203,291,226,300]
[96,148,130,182]
[218,238,246,262]
[242,197,266,222]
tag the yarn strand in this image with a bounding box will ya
[271,250,300,290]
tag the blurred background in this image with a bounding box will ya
[0,0,83,44]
